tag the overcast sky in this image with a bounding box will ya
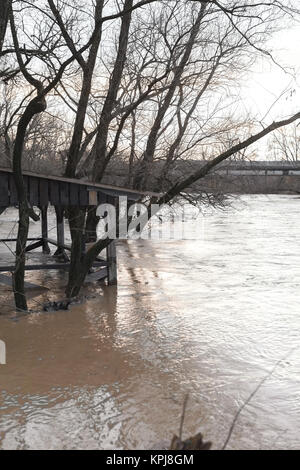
[241,25,300,121]
[234,24,299,160]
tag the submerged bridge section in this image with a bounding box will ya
[0,167,157,290]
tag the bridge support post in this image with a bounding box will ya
[107,240,117,285]
[54,206,69,261]
[41,205,50,254]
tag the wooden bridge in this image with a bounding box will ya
[0,160,298,288]
[0,167,156,289]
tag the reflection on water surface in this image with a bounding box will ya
[0,195,299,449]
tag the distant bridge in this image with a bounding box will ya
[104,160,300,194]
[202,161,300,194]
[214,161,300,176]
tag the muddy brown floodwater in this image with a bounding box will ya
[0,195,300,450]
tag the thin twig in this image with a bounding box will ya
[222,346,298,450]
[179,393,189,440]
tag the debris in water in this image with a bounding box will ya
[170,432,212,450]
[43,300,70,312]
[42,294,97,312]
[170,393,212,450]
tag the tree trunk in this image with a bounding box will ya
[127,112,136,186]
[133,3,207,190]
[92,0,134,182]
[85,207,100,243]
[13,200,29,311]
[65,237,110,298]
[65,207,86,298]
[12,96,46,311]
[64,0,104,178]
[64,1,133,297]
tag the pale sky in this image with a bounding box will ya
[241,26,300,121]
[233,25,299,160]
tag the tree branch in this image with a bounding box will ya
[47,0,86,70]
[158,112,300,205]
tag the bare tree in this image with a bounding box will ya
[4,0,104,309]
[2,0,300,308]
[0,81,69,172]
[269,122,300,161]
[3,0,159,309]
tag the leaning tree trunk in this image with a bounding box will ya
[12,97,46,311]
[65,236,110,298]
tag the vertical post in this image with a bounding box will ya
[41,205,50,254]
[54,206,68,261]
[56,206,64,250]
[81,231,86,261]
[106,240,117,285]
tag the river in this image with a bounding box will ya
[0,195,299,450]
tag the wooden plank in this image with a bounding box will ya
[41,206,50,254]
[69,183,79,205]
[29,176,39,205]
[45,237,71,251]
[25,240,43,252]
[106,194,116,205]
[79,186,89,206]
[101,188,140,201]
[49,180,60,205]
[0,238,41,242]
[8,174,18,204]
[59,182,69,206]
[89,190,98,205]
[0,173,9,206]
[0,273,49,290]
[85,268,108,283]
[97,192,107,204]
[0,166,162,198]
[47,237,109,262]
[39,180,49,206]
